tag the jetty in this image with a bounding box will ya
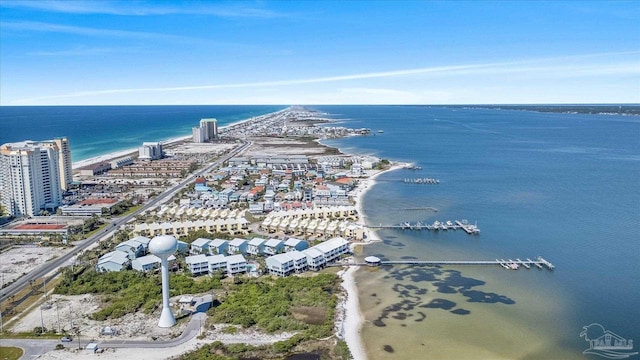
[368,219,480,234]
[338,256,555,271]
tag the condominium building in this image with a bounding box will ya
[192,126,206,143]
[200,118,218,140]
[53,137,72,191]
[138,142,163,160]
[0,140,64,217]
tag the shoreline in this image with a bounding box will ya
[340,163,407,360]
[68,106,404,359]
[71,107,291,170]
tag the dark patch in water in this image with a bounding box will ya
[373,319,386,327]
[401,255,419,260]
[450,308,470,315]
[383,345,394,353]
[371,293,377,297]
[421,298,456,310]
[372,265,514,326]
[382,239,405,247]
[460,290,515,304]
[392,312,408,320]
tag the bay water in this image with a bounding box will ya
[318,105,639,359]
[1,104,638,358]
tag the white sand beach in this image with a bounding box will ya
[339,163,406,360]
[70,108,291,170]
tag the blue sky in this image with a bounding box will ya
[1,0,638,105]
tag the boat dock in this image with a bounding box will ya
[368,219,480,234]
[377,177,440,184]
[337,256,555,271]
[390,207,439,212]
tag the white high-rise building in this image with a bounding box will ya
[192,126,206,143]
[53,137,72,191]
[138,142,163,160]
[199,118,218,141]
[0,140,64,217]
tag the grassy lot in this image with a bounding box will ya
[0,346,24,360]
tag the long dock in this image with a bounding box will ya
[368,220,480,234]
[335,256,555,271]
[377,177,440,184]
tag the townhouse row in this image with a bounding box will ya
[184,236,350,278]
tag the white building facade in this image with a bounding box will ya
[0,140,64,217]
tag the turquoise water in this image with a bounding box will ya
[1,104,638,356]
[0,105,285,162]
[318,105,639,358]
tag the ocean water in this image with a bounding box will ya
[1,104,638,358]
[318,106,640,359]
[0,105,285,162]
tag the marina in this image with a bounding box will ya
[368,219,480,234]
[336,256,555,271]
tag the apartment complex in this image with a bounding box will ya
[192,118,218,143]
[0,138,71,217]
[138,142,163,160]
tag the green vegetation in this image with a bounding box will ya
[54,269,223,320]
[208,274,340,338]
[179,229,232,244]
[0,346,23,360]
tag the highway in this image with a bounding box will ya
[0,141,251,305]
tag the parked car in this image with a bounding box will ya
[60,336,72,342]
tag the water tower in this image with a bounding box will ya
[149,235,178,327]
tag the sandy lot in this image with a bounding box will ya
[0,246,70,285]
[8,294,188,341]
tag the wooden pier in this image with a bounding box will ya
[368,220,480,234]
[335,256,555,271]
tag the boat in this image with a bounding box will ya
[432,220,441,230]
[507,259,519,270]
[517,258,530,269]
[377,130,384,133]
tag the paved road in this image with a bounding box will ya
[0,140,250,305]
[1,312,207,358]
[1,338,59,359]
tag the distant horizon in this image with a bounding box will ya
[1,103,639,107]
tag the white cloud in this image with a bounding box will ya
[5,51,639,105]
[1,21,191,41]
[0,0,286,18]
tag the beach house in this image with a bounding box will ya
[185,254,209,276]
[284,237,308,252]
[190,238,212,255]
[96,250,130,272]
[115,239,145,259]
[208,238,229,255]
[314,237,349,263]
[302,248,326,271]
[228,238,248,254]
[226,254,248,275]
[247,237,267,256]
[263,238,284,256]
[207,254,228,274]
[265,253,295,277]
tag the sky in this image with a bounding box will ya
[0,0,639,105]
